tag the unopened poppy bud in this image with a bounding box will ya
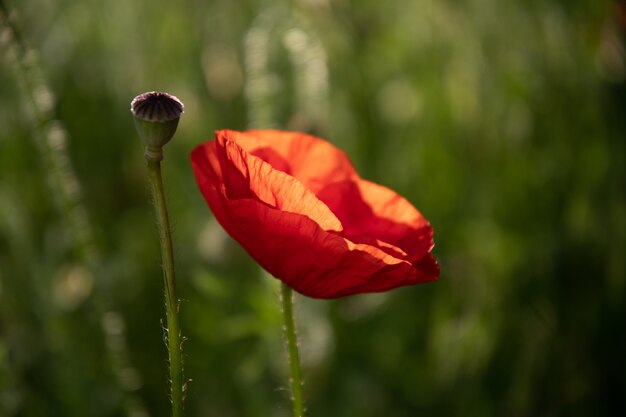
[131,91,184,160]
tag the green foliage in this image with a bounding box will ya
[0,0,624,416]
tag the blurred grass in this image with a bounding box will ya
[1,0,625,416]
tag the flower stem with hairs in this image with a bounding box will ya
[281,282,305,417]
[147,158,184,417]
[131,91,186,416]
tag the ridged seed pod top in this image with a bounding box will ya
[131,91,184,155]
[131,91,184,122]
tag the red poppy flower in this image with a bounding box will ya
[191,129,439,299]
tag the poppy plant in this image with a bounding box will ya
[191,129,439,299]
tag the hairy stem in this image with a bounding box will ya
[146,158,184,417]
[281,282,305,417]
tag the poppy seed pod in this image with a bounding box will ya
[131,91,184,158]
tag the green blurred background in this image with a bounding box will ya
[1,0,624,416]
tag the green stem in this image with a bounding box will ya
[1,0,96,264]
[281,282,305,417]
[2,4,149,416]
[146,157,184,417]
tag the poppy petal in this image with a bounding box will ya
[223,130,434,260]
[191,129,439,298]
[212,131,343,232]
[316,179,434,262]
[225,129,357,193]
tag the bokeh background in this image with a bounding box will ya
[1,0,624,416]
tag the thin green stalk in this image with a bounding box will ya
[0,0,96,264]
[281,282,305,417]
[146,158,184,417]
[2,3,149,416]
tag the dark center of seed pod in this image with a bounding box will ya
[131,91,184,122]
